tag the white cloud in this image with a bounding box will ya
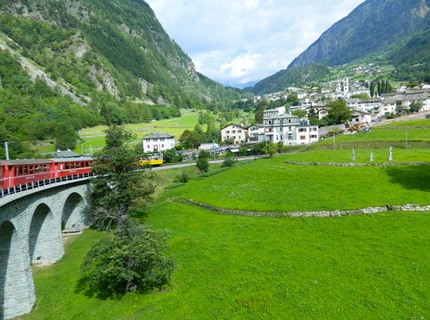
[145,0,365,85]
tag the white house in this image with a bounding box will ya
[247,124,264,143]
[142,132,175,153]
[259,109,319,146]
[350,110,372,125]
[221,123,248,145]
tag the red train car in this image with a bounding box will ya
[52,157,93,180]
[0,159,53,190]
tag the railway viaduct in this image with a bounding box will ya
[0,179,92,320]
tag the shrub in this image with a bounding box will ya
[175,171,189,183]
[196,158,209,172]
[79,223,174,298]
[222,157,237,167]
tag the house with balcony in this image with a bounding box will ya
[259,108,319,146]
[142,132,175,153]
[247,124,264,143]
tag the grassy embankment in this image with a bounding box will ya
[21,120,430,319]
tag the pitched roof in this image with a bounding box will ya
[55,150,80,158]
[142,132,175,140]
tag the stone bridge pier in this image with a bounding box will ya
[0,182,92,319]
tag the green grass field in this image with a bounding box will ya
[21,118,430,319]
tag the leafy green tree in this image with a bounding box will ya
[292,109,307,118]
[55,122,79,151]
[162,148,180,163]
[198,150,210,159]
[350,93,369,99]
[179,129,201,149]
[80,222,174,298]
[262,142,277,157]
[80,125,173,298]
[307,108,320,126]
[286,92,299,106]
[409,101,423,113]
[254,99,269,124]
[91,125,155,229]
[325,99,353,125]
[196,158,209,172]
[370,81,376,97]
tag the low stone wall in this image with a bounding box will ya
[284,161,430,167]
[181,199,430,218]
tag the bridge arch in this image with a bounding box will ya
[28,203,64,265]
[0,221,35,319]
[62,192,91,230]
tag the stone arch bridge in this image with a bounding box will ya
[0,179,92,320]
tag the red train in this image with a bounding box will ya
[0,157,94,196]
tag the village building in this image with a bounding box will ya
[259,107,319,146]
[142,132,175,153]
[220,123,248,145]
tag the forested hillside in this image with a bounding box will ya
[0,0,241,158]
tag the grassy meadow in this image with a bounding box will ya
[21,119,430,319]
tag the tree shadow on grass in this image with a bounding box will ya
[74,275,153,301]
[385,165,430,192]
[74,276,123,300]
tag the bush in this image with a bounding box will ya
[222,157,237,167]
[79,223,174,298]
[175,171,189,183]
[198,150,210,159]
[196,158,209,172]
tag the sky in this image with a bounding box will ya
[144,0,365,87]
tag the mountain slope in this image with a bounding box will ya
[288,0,430,69]
[0,0,241,158]
[0,0,239,107]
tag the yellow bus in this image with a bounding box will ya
[138,153,163,167]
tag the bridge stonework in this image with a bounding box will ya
[0,182,92,320]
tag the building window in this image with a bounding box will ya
[300,136,306,140]
[226,131,230,134]
[311,135,317,138]
[147,145,150,149]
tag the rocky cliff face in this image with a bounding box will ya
[288,0,430,68]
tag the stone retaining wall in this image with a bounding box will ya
[181,199,430,218]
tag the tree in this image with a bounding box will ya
[325,99,353,125]
[80,222,174,298]
[254,99,269,124]
[80,125,173,297]
[262,142,277,157]
[292,109,307,118]
[179,129,201,149]
[90,125,156,229]
[55,122,79,151]
[307,108,320,126]
[409,101,423,113]
[196,158,209,172]
[286,92,299,106]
